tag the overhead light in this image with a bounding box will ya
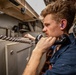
[21,8,26,14]
[0,11,4,14]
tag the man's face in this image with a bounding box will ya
[42,14,62,37]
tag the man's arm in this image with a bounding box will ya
[22,37,56,75]
[22,49,43,75]
[24,33,35,41]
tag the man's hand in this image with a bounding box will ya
[34,37,56,53]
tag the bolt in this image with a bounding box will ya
[10,50,14,55]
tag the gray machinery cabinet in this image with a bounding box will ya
[5,42,32,75]
[0,40,12,75]
[0,39,32,75]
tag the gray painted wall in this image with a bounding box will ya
[0,14,21,36]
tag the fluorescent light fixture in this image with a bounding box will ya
[0,11,4,14]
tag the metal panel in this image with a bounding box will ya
[37,53,46,75]
[5,42,32,75]
[0,39,12,75]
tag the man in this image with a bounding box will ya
[23,0,76,75]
